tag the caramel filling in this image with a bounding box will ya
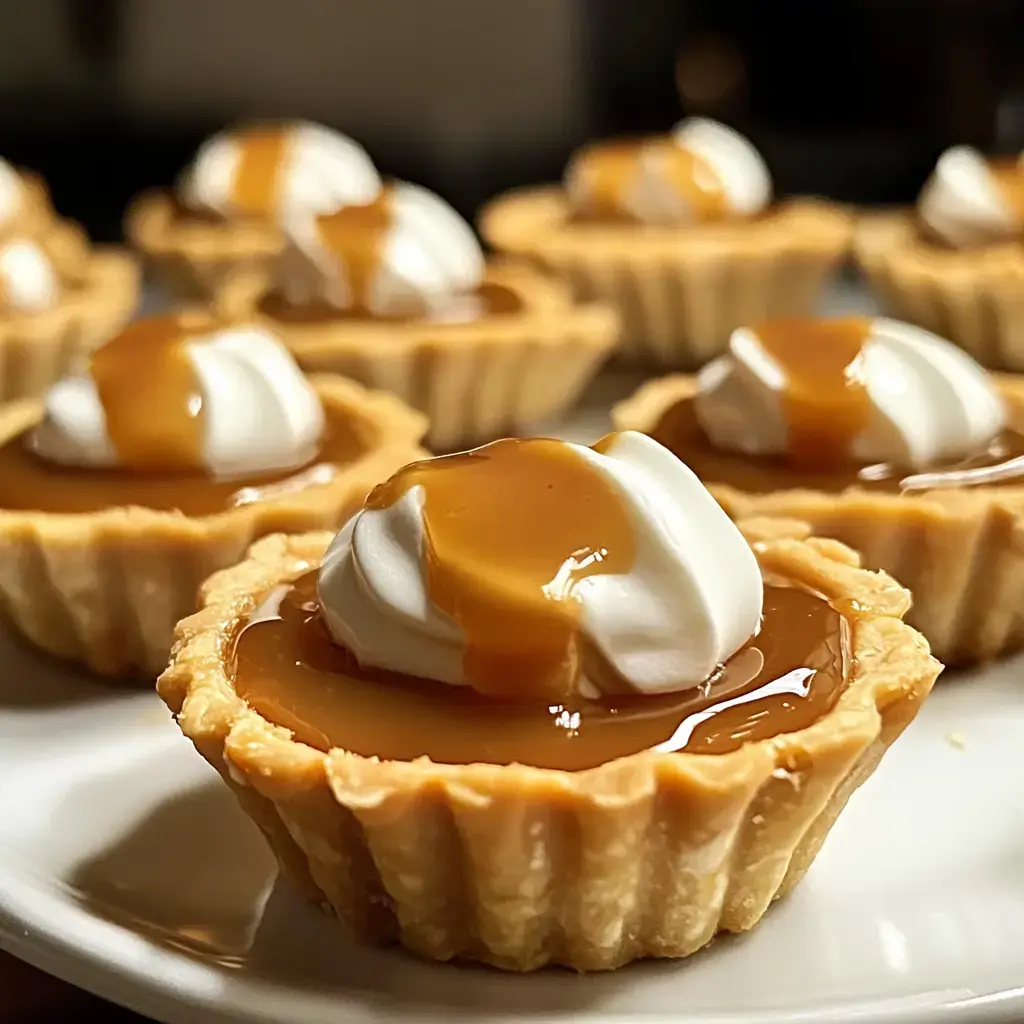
[988,157,1024,222]
[233,571,848,771]
[258,281,523,326]
[649,396,1024,494]
[0,404,369,516]
[364,437,634,702]
[571,136,728,224]
[230,128,289,219]
[90,314,212,473]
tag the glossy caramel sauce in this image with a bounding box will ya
[230,127,289,218]
[90,314,211,472]
[754,317,873,469]
[650,397,1024,494]
[366,438,634,702]
[570,136,728,224]
[257,281,523,326]
[987,157,1024,220]
[0,405,368,516]
[233,571,848,770]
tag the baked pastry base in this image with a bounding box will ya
[0,377,427,678]
[479,188,852,369]
[215,262,619,451]
[614,372,1024,666]
[158,520,938,972]
[855,210,1024,370]
[125,190,283,300]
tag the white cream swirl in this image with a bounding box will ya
[565,117,771,225]
[0,238,59,311]
[30,324,324,478]
[917,145,1022,248]
[696,318,1005,469]
[180,121,381,223]
[281,181,484,317]
[0,159,22,228]
[317,431,763,696]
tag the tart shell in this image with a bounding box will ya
[125,189,284,300]
[479,188,852,369]
[614,372,1024,666]
[854,210,1024,370]
[215,261,619,451]
[157,520,938,972]
[0,377,428,678]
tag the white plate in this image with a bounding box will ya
[1,622,1024,1024]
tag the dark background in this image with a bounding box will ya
[1,0,1022,244]
[1,0,1022,1019]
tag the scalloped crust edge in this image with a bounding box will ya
[0,377,428,677]
[157,520,939,971]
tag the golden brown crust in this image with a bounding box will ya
[854,209,1024,369]
[614,372,1024,665]
[215,260,619,451]
[158,521,938,971]
[125,189,284,300]
[479,187,853,368]
[0,377,428,677]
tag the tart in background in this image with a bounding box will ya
[480,118,851,368]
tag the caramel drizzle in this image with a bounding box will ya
[315,189,395,313]
[987,157,1024,221]
[90,314,214,472]
[573,137,728,223]
[365,436,635,702]
[752,317,873,469]
[231,128,290,218]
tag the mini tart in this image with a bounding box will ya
[157,519,938,973]
[0,376,427,678]
[125,189,283,300]
[479,187,852,369]
[614,372,1024,666]
[0,223,139,403]
[215,261,619,451]
[855,210,1024,370]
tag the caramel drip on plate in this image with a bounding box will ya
[90,314,216,473]
[231,128,289,218]
[232,573,848,771]
[752,317,873,469]
[315,189,395,313]
[365,437,635,702]
[987,157,1024,220]
[573,137,727,223]
[650,396,1024,494]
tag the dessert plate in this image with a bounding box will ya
[1,616,1024,1024]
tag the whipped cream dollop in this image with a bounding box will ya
[30,324,324,478]
[180,121,381,224]
[318,431,763,696]
[281,181,484,317]
[917,145,1023,248]
[565,117,771,225]
[0,238,59,311]
[696,318,1005,469]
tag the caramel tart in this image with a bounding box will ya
[159,516,937,972]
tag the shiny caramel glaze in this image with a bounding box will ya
[233,571,848,771]
[90,313,213,472]
[650,395,1024,494]
[364,437,634,702]
[0,402,368,516]
[231,128,289,218]
[752,317,872,468]
[257,281,523,326]
[570,136,728,224]
[987,157,1024,220]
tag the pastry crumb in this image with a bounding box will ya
[946,732,966,750]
